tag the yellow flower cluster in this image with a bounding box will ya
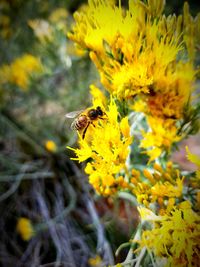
[140,117,182,161]
[69,0,180,98]
[68,0,200,161]
[68,96,132,196]
[68,2,200,265]
[0,54,42,90]
[68,0,198,98]
[130,162,184,214]
[16,217,35,241]
[138,201,200,267]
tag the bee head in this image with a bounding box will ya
[96,106,103,116]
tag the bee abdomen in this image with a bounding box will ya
[71,115,88,131]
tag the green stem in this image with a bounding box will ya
[0,111,47,155]
[115,242,131,257]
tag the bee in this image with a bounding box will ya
[65,106,105,139]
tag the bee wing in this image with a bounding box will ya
[65,110,84,119]
[71,120,77,131]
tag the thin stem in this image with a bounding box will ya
[0,172,54,182]
[115,242,131,257]
[0,111,46,155]
[147,249,157,267]
[0,163,30,202]
[35,175,76,231]
[135,247,146,267]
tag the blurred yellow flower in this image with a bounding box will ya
[68,97,132,196]
[16,217,35,241]
[186,146,200,179]
[49,8,69,33]
[131,98,146,113]
[185,146,200,210]
[49,8,68,23]
[88,255,102,267]
[45,140,57,153]
[0,14,12,39]
[0,54,42,90]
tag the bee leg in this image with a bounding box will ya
[91,121,96,127]
[82,121,90,139]
[102,111,108,117]
[99,117,108,124]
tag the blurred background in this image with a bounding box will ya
[0,1,200,266]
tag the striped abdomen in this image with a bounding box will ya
[71,115,88,131]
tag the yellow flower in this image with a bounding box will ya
[66,42,87,57]
[45,140,57,153]
[146,90,184,120]
[0,54,42,90]
[68,97,132,196]
[138,206,162,222]
[110,61,153,99]
[68,0,198,102]
[49,8,69,33]
[186,146,200,178]
[16,217,35,241]
[88,255,102,267]
[131,98,147,113]
[0,14,12,39]
[185,147,200,209]
[49,8,68,23]
[140,116,182,161]
[90,84,107,108]
[68,0,137,53]
[134,66,197,161]
[131,163,184,213]
[138,204,200,267]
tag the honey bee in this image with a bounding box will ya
[65,106,105,139]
